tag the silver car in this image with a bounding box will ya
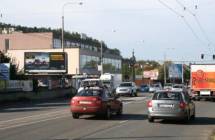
[116,82,137,97]
[147,91,195,123]
[149,83,162,93]
[172,84,185,92]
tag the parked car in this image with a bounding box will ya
[163,83,173,90]
[172,84,185,92]
[149,83,162,93]
[147,90,195,123]
[139,84,149,92]
[78,78,103,92]
[71,87,123,119]
[116,82,138,96]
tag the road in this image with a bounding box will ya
[0,93,214,140]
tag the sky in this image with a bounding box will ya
[0,0,215,62]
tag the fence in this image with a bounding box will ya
[0,80,33,93]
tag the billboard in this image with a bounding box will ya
[0,63,10,80]
[143,69,159,80]
[168,64,183,79]
[24,52,67,73]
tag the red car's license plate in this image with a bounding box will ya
[79,101,92,104]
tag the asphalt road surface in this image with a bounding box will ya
[0,93,214,140]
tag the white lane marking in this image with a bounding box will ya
[123,102,133,105]
[0,109,68,123]
[0,114,71,130]
[119,120,128,124]
[122,97,147,105]
[82,119,129,139]
[0,111,69,128]
[121,97,146,101]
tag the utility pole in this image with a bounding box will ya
[100,41,103,75]
[163,53,166,85]
[62,2,83,52]
[130,49,136,82]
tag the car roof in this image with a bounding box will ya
[120,82,132,84]
[79,86,104,91]
[155,90,182,93]
[82,78,101,81]
[173,84,184,86]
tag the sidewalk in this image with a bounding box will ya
[0,87,77,104]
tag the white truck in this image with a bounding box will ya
[191,64,215,101]
[100,73,122,93]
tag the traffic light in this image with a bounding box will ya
[201,54,204,59]
[213,55,215,60]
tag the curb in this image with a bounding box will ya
[0,88,77,104]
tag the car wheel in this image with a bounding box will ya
[105,107,111,120]
[72,113,79,119]
[148,116,154,123]
[117,105,123,115]
[135,92,138,97]
[184,111,190,123]
[196,97,200,101]
[190,110,195,120]
[130,91,134,97]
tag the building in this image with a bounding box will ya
[0,31,122,76]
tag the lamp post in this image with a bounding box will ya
[61,2,83,52]
[100,41,103,75]
[99,30,117,75]
[130,49,136,82]
[163,53,167,85]
[61,2,82,89]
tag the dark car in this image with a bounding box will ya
[71,87,123,119]
[139,84,149,92]
[147,90,195,123]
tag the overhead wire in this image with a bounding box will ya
[157,0,207,48]
[175,0,214,47]
[157,0,183,18]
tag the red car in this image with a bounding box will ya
[70,87,123,119]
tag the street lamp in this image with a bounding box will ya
[100,41,103,75]
[61,2,83,52]
[99,29,117,75]
[130,49,136,82]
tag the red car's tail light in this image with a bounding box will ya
[71,97,78,104]
[92,97,102,104]
[147,100,152,108]
[179,102,186,109]
[71,100,75,104]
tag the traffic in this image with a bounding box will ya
[0,1,215,140]
[70,71,212,125]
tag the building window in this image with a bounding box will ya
[53,39,61,49]
[80,55,99,69]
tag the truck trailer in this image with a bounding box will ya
[191,64,215,101]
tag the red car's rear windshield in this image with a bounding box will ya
[77,90,103,97]
[153,92,182,101]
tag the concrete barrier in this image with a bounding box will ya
[0,87,76,103]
